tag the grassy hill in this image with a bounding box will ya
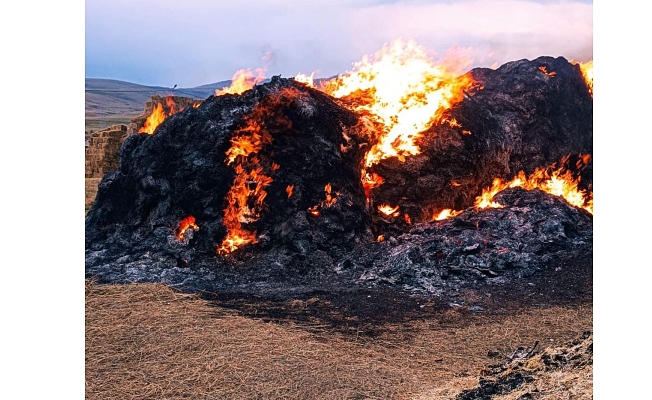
[85,76,334,135]
[85,78,230,133]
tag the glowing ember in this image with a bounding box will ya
[378,204,400,217]
[376,235,385,242]
[286,185,294,198]
[432,208,463,221]
[404,214,411,224]
[538,66,557,77]
[475,155,593,214]
[323,184,337,207]
[193,102,202,108]
[325,39,474,170]
[216,68,266,96]
[444,118,462,128]
[308,183,338,217]
[176,216,199,241]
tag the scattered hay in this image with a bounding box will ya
[86,281,592,399]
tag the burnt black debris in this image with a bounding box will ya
[457,331,593,400]
[368,56,592,225]
[86,57,592,299]
[356,188,592,295]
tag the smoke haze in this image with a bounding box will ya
[85,0,592,87]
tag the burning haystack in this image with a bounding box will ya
[86,41,592,297]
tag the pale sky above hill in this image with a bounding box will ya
[85,0,593,87]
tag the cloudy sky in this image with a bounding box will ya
[85,0,593,88]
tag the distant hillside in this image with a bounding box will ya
[85,79,171,118]
[85,78,231,117]
[84,76,333,133]
[85,78,230,133]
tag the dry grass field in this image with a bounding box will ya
[85,280,592,399]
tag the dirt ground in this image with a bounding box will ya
[85,279,592,399]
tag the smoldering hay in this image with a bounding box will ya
[85,50,592,296]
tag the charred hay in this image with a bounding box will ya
[86,57,592,298]
[369,56,593,225]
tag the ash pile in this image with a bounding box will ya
[86,56,592,297]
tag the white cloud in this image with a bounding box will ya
[85,0,592,86]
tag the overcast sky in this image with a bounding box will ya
[85,0,593,88]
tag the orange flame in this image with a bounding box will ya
[165,97,178,114]
[308,183,339,217]
[432,208,463,221]
[216,68,266,96]
[574,60,593,96]
[286,185,294,198]
[138,103,167,135]
[362,171,385,200]
[218,88,300,254]
[376,235,385,242]
[176,216,199,241]
[378,204,400,217]
[193,102,202,108]
[444,118,462,128]
[325,39,475,171]
[538,66,557,77]
[138,97,183,135]
[474,155,593,214]
[321,40,475,206]
[294,72,315,87]
[218,164,273,254]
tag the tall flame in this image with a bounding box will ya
[474,155,593,214]
[218,163,273,254]
[216,68,266,96]
[218,88,299,254]
[325,39,475,170]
